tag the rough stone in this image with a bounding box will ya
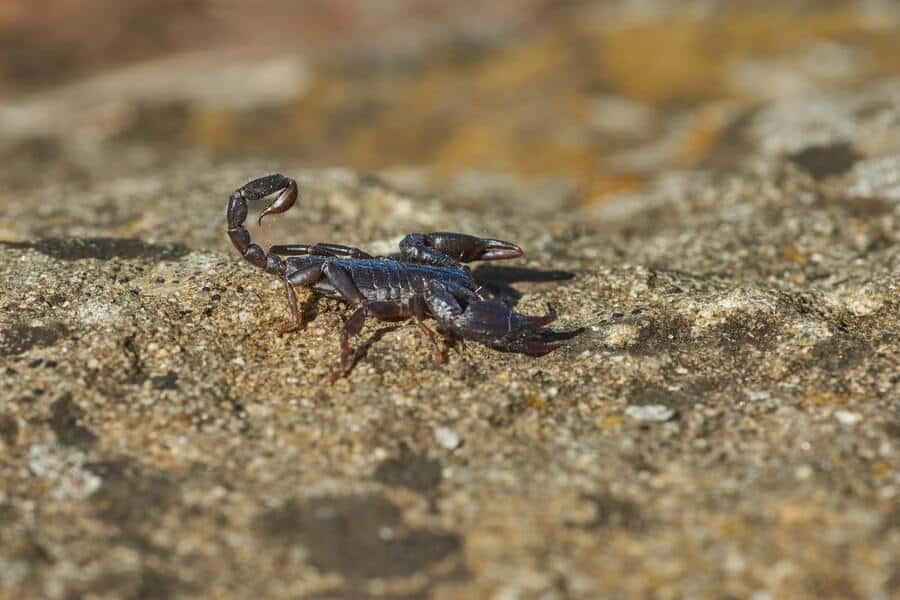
[625,404,677,422]
[1,2,899,598]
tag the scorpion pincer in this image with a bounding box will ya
[227,173,559,379]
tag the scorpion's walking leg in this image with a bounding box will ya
[279,262,366,337]
[333,301,409,380]
[303,262,394,380]
[424,280,559,356]
[278,263,329,334]
[399,233,523,267]
[280,276,302,334]
[409,295,446,364]
[275,260,400,379]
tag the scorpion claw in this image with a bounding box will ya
[477,238,524,261]
[433,296,560,357]
[401,232,523,265]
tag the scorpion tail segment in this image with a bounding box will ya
[227,226,268,269]
[227,174,296,229]
[257,182,299,226]
[401,233,523,266]
[227,174,297,273]
[225,173,298,229]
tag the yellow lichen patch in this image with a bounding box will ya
[509,136,597,185]
[581,171,647,205]
[675,107,731,167]
[407,60,469,110]
[716,9,868,55]
[187,108,237,149]
[599,19,728,104]
[778,243,805,263]
[870,460,892,478]
[863,30,900,77]
[433,122,516,175]
[714,517,748,538]
[472,32,570,97]
[598,8,871,104]
[810,394,832,407]
[181,4,896,200]
[345,117,435,169]
[527,395,548,411]
[803,393,839,408]
[598,415,624,428]
[777,501,824,525]
[288,75,369,156]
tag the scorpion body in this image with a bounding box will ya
[282,256,475,304]
[227,173,558,378]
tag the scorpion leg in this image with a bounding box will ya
[278,261,367,336]
[333,301,409,380]
[280,275,302,334]
[278,263,328,334]
[399,233,523,267]
[409,295,446,364]
[281,260,397,379]
[269,243,373,259]
[311,261,375,380]
[424,280,559,356]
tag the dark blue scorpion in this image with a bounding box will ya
[227,174,559,379]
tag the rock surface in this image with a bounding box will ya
[2,152,897,598]
[1,2,899,599]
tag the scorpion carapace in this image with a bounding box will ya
[227,173,560,379]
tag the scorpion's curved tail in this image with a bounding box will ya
[226,174,298,276]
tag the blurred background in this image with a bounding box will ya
[1,0,899,201]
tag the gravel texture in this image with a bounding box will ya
[1,143,897,598]
[1,2,899,598]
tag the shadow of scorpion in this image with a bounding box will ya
[227,173,561,379]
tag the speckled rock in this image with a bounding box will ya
[1,2,900,599]
[1,140,897,597]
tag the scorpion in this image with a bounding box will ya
[227,173,559,379]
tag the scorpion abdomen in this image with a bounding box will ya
[285,257,476,305]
